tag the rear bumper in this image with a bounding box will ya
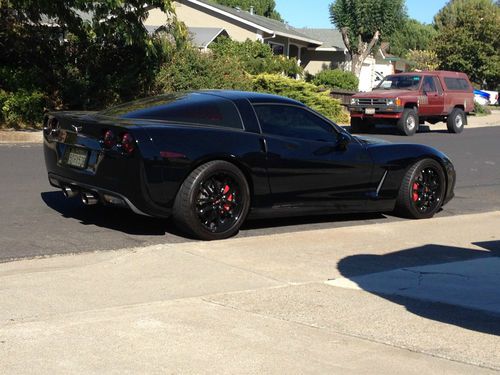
[48,173,154,217]
[44,138,172,218]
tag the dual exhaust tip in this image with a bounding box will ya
[62,186,98,205]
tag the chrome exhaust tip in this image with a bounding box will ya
[81,192,98,205]
[62,186,78,199]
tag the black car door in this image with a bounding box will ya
[253,104,374,211]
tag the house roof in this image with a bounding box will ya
[296,28,346,51]
[188,27,228,48]
[182,0,323,46]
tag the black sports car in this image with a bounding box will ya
[43,91,456,240]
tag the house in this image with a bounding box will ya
[144,0,407,91]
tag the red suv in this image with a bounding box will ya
[349,71,474,136]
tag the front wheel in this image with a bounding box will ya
[447,108,465,134]
[397,108,419,136]
[172,161,250,240]
[395,159,446,219]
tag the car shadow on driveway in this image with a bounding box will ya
[345,124,450,136]
[42,191,389,239]
[335,241,500,335]
[41,191,174,236]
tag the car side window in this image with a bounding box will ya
[423,76,437,93]
[433,77,443,95]
[253,105,336,142]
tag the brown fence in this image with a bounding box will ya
[330,89,356,106]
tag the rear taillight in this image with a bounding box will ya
[102,129,116,149]
[120,133,135,154]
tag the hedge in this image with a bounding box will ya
[252,74,350,124]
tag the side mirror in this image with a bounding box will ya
[337,133,350,151]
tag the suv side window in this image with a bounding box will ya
[422,76,437,93]
[433,77,443,95]
[253,105,337,141]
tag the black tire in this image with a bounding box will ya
[350,117,371,133]
[447,108,465,134]
[395,158,446,219]
[397,108,419,136]
[172,160,250,240]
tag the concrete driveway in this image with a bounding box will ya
[1,211,499,373]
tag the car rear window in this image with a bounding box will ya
[101,93,244,129]
[443,77,471,91]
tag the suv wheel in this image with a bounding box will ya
[397,108,419,136]
[447,108,465,134]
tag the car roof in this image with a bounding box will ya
[201,90,305,106]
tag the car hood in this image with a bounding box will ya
[354,135,391,145]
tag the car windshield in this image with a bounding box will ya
[374,75,422,91]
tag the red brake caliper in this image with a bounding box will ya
[223,185,232,212]
[412,182,419,202]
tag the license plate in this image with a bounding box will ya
[64,147,89,169]
[365,108,376,115]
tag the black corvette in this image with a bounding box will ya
[43,91,456,240]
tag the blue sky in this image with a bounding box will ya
[275,0,449,28]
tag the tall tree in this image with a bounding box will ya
[212,0,282,20]
[433,0,500,88]
[0,0,181,110]
[329,0,407,77]
[388,19,437,58]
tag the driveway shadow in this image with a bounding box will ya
[41,191,176,236]
[345,124,450,136]
[336,241,500,335]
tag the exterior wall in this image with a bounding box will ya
[301,50,347,75]
[145,2,258,42]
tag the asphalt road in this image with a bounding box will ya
[1,126,500,262]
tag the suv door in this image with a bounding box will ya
[253,104,374,211]
[420,75,445,116]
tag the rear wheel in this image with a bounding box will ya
[395,158,446,219]
[172,160,250,240]
[447,108,465,134]
[397,108,419,136]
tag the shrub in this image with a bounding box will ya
[210,37,302,77]
[252,74,350,124]
[154,47,252,93]
[474,101,492,116]
[0,90,46,127]
[312,69,359,91]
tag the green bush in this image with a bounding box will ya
[210,37,302,77]
[0,90,46,127]
[252,74,350,124]
[154,47,252,93]
[311,69,359,91]
[474,101,492,116]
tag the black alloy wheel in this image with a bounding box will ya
[195,173,243,234]
[173,160,250,240]
[395,158,446,219]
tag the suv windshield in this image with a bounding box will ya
[375,75,422,91]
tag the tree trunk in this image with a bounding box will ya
[350,54,364,77]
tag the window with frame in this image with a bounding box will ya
[422,76,437,93]
[268,42,284,55]
[253,104,337,141]
[444,77,471,91]
[114,94,244,129]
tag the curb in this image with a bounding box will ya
[0,131,43,144]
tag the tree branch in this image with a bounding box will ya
[361,30,380,61]
[339,27,351,53]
